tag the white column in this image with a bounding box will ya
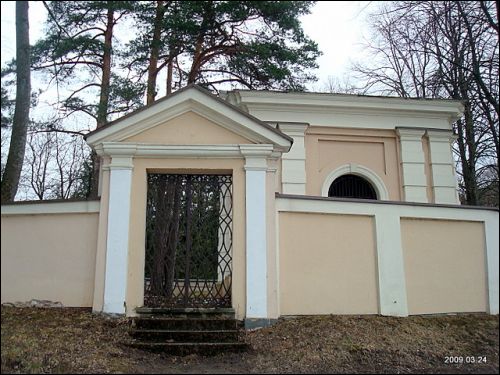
[266,154,280,320]
[485,212,499,314]
[103,156,133,314]
[240,146,271,320]
[375,210,409,316]
[397,128,428,203]
[278,123,308,195]
[426,130,460,204]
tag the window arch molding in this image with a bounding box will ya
[321,163,389,200]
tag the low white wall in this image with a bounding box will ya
[276,194,499,316]
[1,201,100,307]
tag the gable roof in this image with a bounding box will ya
[85,84,292,151]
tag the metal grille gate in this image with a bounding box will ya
[328,174,377,200]
[144,174,233,308]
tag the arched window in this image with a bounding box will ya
[328,174,377,200]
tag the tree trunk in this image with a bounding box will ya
[463,104,478,205]
[146,1,165,105]
[188,36,204,84]
[166,58,173,95]
[152,177,170,297]
[90,2,114,198]
[164,177,182,299]
[1,1,31,202]
[456,104,478,206]
[187,3,213,84]
[96,3,114,127]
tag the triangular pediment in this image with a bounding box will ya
[85,85,292,151]
[123,111,255,145]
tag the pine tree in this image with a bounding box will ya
[126,1,321,102]
[1,1,31,202]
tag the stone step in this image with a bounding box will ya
[129,308,246,355]
[126,341,248,356]
[132,317,239,331]
[135,307,235,319]
[129,329,240,342]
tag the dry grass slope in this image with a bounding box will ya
[1,306,498,374]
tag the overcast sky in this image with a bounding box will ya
[1,1,376,91]
[1,1,377,200]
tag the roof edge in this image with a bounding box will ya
[227,89,464,117]
[85,84,293,145]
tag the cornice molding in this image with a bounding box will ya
[86,87,292,151]
[96,142,277,162]
[229,90,464,119]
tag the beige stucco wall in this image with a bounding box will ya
[1,212,99,306]
[278,212,379,315]
[124,111,253,144]
[401,218,487,315]
[305,127,402,200]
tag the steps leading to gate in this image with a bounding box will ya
[128,342,247,356]
[130,329,239,342]
[125,308,248,355]
[135,307,236,319]
[132,317,239,330]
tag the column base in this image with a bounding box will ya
[244,318,278,330]
[103,302,126,315]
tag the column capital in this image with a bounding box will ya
[277,122,309,137]
[396,127,426,140]
[426,129,457,142]
[266,151,281,173]
[243,157,268,171]
[240,145,273,171]
[239,144,274,157]
[95,142,138,157]
[109,156,134,170]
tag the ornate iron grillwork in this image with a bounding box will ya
[144,174,233,308]
[328,174,377,200]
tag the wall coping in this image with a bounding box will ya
[275,193,499,213]
[1,200,100,215]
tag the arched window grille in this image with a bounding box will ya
[328,174,377,200]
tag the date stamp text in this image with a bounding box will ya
[444,356,487,364]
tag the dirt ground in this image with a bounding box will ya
[1,306,498,374]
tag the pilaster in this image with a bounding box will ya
[103,156,133,314]
[397,128,428,203]
[426,130,459,204]
[278,123,309,195]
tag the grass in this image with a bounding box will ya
[1,306,498,374]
